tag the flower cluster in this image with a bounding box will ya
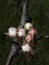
[5,23,37,52]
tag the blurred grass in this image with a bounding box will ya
[0,0,49,65]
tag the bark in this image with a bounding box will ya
[6,44,17,65]
[5,0,28,65]
[19,0,28,28]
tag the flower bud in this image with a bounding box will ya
[25,35,32,42]
[29,28,37,37]
[18,28,25,37]
[8,27,17,37]
[25,23,32,30]
[29,28,34,36]
[22,44,31,52]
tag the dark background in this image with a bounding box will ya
[0,0,49,65]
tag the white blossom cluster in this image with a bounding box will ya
[5,23,37,52]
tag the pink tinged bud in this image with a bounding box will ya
[8,27,17,37]
[29,28,35,35]
[29,28,37,37]
[18,28,25,37]
[25,35,32,42]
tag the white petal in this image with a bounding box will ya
[22,44,31,52]
[8,27,17,36]
[18,28,25,37]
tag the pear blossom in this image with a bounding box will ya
[25,23,32,30]
[22,44,31,52]
[18,28,25,37]
[25,35,32,42]
[29,28,37,37]
[8,27,17,37]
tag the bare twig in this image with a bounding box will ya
[19,0,28,28]
[6,43,21,65]
[5,0,28,65]
[6,44,17,65]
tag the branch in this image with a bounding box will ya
[5,43,21,65]
[5,0,28,65]
[6,44,17,65]
[19,0,28,28]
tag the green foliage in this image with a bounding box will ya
[0,0,49,65]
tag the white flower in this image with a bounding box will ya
[25,23,32,30]
[22,44,31,52]
[8,27,17,37]
[18,28,25,37]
